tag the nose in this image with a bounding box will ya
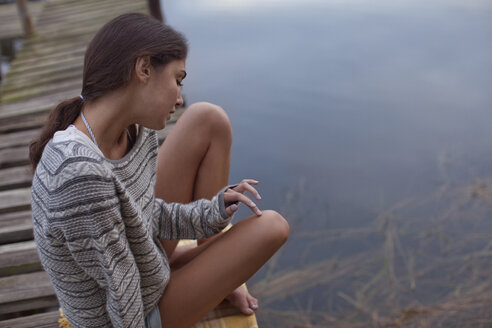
[176,90,184,108]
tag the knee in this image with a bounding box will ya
[187,102,232,142]
[259,210,290,247]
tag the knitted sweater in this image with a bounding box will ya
[31,125,233,328]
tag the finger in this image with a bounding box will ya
[235,193,262,216]
[223,189,262,216]
[233,181,261,200]
[235,179,259,190]
[243,179,259,185]
[225,203,239,217]
[242,182,262,200]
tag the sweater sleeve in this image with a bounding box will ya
[154,185,235,240]
[49,161,145,328]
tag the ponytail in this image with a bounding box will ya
[29,97,83,171]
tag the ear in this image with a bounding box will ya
[134,56,152,83]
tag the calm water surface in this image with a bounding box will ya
[162,0,492,325]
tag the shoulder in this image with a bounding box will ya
[33,138,114,202]
[38,141,107,178]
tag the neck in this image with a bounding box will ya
[74,90,135,160]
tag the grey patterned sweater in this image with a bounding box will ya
[31,125,233,327]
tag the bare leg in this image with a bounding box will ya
[155,102,232,257]
[154,102,258,314]
[158,210,290,328]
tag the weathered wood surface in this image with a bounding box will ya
[0,188,30,214]
[0,240,41,277]
[1,0,147,104]
[0,146,29,169]
[0,311,59,328]
[0,271,56,315]
[0,129,38,150]
[0,0,153,322]
[0,210,32,244]
[0,166,32,191]
[0,2,43,39]
[0,112,46,133]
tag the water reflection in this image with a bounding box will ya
[162,0,492,325]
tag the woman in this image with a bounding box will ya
[29,13,289,328]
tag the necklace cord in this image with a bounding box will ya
[81,111,98,147]
[80,112,135,150]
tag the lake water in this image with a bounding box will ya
[161,0,492,326]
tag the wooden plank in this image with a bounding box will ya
[14,37,89,62]
[0,87,77,119]
[0,271,56,315]
[0,311,59,328]
[0,130,39,150]
[37,0,142,22]
[36,0,146,26]
[36,3,147,34]
[10,46,85,69]
[0,147,29,169]
[0,166,33,192]
[1,79,82,104]
[3,69,83,98]
[29,10,146,44]
[0,210,32,245]
[0,113,47,134]
[0,188,31,214]
[4,57,82,84]
[39,0,139,16]
[0,210,31,230]
[0,301,243,327]
[0,240,40,277]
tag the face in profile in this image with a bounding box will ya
[140,59,186,130]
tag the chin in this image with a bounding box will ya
[143,121,166,131]
[154,121,166,130]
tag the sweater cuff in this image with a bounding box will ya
[217,184,238,219]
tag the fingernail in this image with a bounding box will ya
[251,303,258,310]
[250,201,256,207]
[231,204,238,211]
[256,193,261,200]
[256,209,262,216]
[246,308,254,314]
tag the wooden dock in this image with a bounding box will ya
[0,0,180,326]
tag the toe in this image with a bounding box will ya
[247,294,259,310]
[226,287,258,315]
[237,297,253,315]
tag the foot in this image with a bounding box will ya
[225,285,259,315]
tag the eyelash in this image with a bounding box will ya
[177,80,184,87]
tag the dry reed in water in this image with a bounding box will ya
[251,176,492,327]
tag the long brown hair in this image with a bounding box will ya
[29,13,188,170]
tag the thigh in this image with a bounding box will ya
[155,102,232,256]
[155,104,211,204]
[155,106,207,256]
[158,210,289,328]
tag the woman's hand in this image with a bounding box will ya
[223,179,262,217]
